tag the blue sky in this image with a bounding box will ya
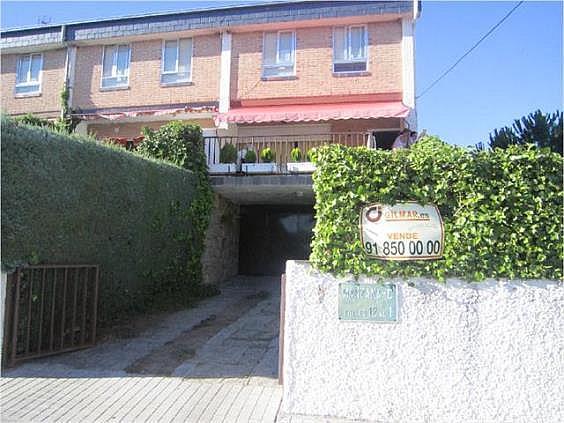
[2,1,562,147]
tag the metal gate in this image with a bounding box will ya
[3,264,99,366]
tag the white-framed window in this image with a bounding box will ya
[15,53,43,95]
[161,38,193,85]
[262,30,296,78]
[101,44,131,89]
[333,25,368,73]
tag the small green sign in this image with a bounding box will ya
[338,283,398,322]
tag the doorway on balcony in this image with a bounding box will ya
[238,205,315,275]
[370,130,400,150]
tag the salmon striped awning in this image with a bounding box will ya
[214,101,410,125]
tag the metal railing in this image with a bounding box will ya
[3,265,99,366]
[204,132,370,174]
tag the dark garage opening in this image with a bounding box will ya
[239,205,315,275]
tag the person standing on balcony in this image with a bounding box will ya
[392,129,412,150]
[410,131,418,145]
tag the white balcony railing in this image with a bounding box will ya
[204,132,370,174]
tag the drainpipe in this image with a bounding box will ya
[61,24,77,121]
[64,46,77,113]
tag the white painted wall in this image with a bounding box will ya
[219,31,232,114]
[401,18,417,130]
[218,31,232,130]
[281,261,564,422]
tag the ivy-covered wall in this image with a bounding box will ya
[310,138,563,281]
[1,118,212,323]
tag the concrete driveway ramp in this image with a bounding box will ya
[1,276,283,422]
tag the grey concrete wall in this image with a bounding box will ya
[281,261,564,422]
[202,194,239,285]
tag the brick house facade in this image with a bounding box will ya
[1,48,66,119]
[1,0,421,277]
[1,1,420,161]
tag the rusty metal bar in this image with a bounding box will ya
[90,266,99,345]
[80,267,88,345]
[2,274,14,366]
[10,269,21,364]
[49,269,57,351]
[60,268,68,349]
[37,268,46,354]
[6,264,100,366]
[71,268,79,347]
[6,344,94,363]
[25,269,34,354]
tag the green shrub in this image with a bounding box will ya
[14,96,77,135]
[138,121,204,173]
[14,113,54,130]
[219,143,237,164]
[310,137,563,281]
[1,117,212,324]
[260,147,275,163]
[290,147,302,162]
[244,149,257,163]
[138,121,213,296]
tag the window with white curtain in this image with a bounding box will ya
[101,45,131,88]
[333,25,368,73]
[161,38,193,84]
[15,54,43,95]
[262,31,296,77]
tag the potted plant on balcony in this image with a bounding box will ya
[242,147,278,174]
[287,144,316,173]
[243,148,256,163]
[209,143,237,173]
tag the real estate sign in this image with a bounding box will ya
[360,202,444,260]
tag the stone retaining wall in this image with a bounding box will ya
[201,194,239,285]
[281,261,564,422]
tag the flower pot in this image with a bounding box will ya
[242,163,278,174]
[208,163,236,174]
[287,162,316,173]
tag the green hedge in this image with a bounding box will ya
[138,121,213,293]
[1,117,210,323]
[310,137,563,281]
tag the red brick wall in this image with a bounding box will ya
[1,49,66,118]
[1,20,403,120]
[73,35,221,110]
[231,21,402,102]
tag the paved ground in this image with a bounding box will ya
[0,276,283,422]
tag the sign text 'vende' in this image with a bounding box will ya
[360,202,444,260]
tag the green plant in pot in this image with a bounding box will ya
[219,143,237,163]
[306,149,314,162]
[290,146,302,162]
[260,147,275,163]
[243,149,257,163]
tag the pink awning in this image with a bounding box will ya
[215,101,410,124]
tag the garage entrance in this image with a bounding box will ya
[239,205,315,275]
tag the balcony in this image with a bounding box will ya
[204,132,370,175]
